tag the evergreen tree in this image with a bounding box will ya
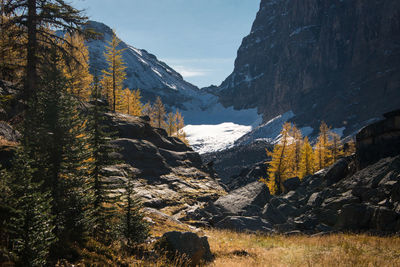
[2,149,55,266]
[299,137,314,179]
[261,122,292,195]
[86,76,120,242]
[26,49,92,254]
[101,32,126,112]
[119,178,149,246]
[151,96,166,129]
[3,0,87,101]
[0,164,14,263]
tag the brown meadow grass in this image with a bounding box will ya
[206,229,400,267]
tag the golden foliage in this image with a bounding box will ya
[101,32,126,112]
[315,121,333,170]
[61,33,93,101]
[262,122,293,195]
[121,88,143,116]
[150,96,166,129]
[263,121,350,194]
[299,136,314,179]
[0,14,25,81]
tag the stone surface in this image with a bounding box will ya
[155,231,213,266]
[215,216,272,232]
[214,181,269,216]
[98,113,226,220]
[196,154,400,235]
[356,110,400,168]
[214,0,400,136]
[201,140,271,187]
[283,177,301,193]
[0,122,21,142]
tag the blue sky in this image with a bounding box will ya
[71,0,260,88]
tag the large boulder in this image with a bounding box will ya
[215,216,272,232]
[155,231,213,266]
[335,203,374,230]
[356,110,400,169]
[214,181,269,216]
[283,177,301,193]
[325,156,354,185]
[261,203,287,225]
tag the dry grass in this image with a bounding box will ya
[206,229,400,267]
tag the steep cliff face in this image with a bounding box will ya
[217,0,400,135]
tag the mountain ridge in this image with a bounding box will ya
[215,0,400,137]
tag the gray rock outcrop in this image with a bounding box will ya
[103,113,225,219]
[215,0,400,136]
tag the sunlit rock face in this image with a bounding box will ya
[216,0,400,136]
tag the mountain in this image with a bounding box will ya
[85,21,261,129]
[215,0,400,137]
[85,21,201,109]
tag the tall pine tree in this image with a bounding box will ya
[86,77,120,242]
[26,49,92,256]
[2,149,55,266]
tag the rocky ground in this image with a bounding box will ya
[187,154,400,235]
[201,139,271,186]
[102,113,226,220]
[186,111,400,235]
[1,79,399,238]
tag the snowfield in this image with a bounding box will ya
[184,123,253,154]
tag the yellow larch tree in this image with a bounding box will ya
[344,138,356,156]
[261,122,293,195]
[142,101,152,117]
[61,33,93,101]
[299,136,314,179]
[288,125,303,177]
[174,110,189,145]
[121,88,132,114]
[166,112,176,136]
[101,32,126,112]
[151,96,166,129]
[314,121,333,170]
[330,132,344,162]
[0,13,25,82]
[130,89,143,116]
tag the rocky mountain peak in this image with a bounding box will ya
[84,20,201,109]
[216,0,400,136]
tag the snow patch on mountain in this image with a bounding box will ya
[235,111,295,145]
[85,21,199,98]
[184,123,253,154]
